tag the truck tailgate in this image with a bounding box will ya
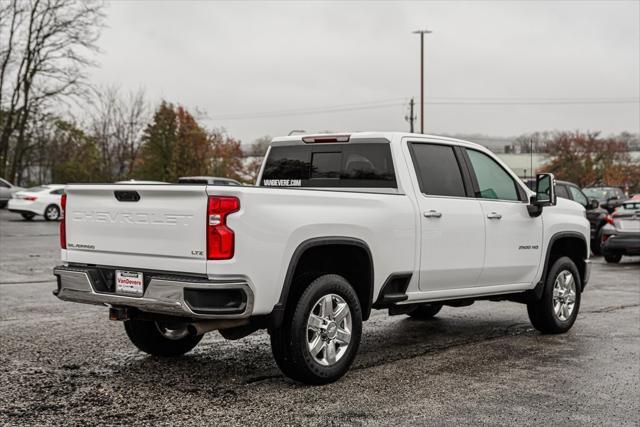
[63,185,208,273]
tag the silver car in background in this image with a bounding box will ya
[0,178,24,208]
[601,200,640,263]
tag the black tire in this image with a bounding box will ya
[269,274,362,385]
[44,204,60,221]
[21,212,35,220]
[408,303,443,319]
[527,256,581,334]
[604,254,622,263]
[124,319,202,357]
[0,200,7,208]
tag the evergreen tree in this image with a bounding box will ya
[134,101,177,181]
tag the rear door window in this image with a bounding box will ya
[261,143,396,188]
[408,143,467,197]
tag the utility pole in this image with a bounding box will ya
[530,138,534,179]
[413,29,432,134]
[405,98,416,133]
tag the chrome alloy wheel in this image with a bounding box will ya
[155,322,190,340]
[553,270,577,321]
[306,294,352,366]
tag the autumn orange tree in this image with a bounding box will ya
[134,102,252,182]
[209,129,245,182]
[541,131,640,192]
[168,106,210,180]
[134,102,211,181]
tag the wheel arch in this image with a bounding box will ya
[538,231,589,295]
[271,237,374,328]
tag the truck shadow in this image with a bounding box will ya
[110,314,536,389]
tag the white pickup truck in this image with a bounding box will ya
[54,132,591,384]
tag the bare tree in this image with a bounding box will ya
[0,0,104,183]
[88,85,149,181]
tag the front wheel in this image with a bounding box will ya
[527,256,581,334]
[270,274,362,385]
[124,319,202,357]
[604,254,622,263]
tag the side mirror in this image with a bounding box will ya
[589,198,600,210]
[527,173,556,217]
[535,173,556,206]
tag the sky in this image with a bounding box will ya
[88,0,640,144]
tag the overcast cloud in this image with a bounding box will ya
[88,0,640,143]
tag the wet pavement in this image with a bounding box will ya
[1,208,638,425]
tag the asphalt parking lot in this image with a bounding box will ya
[0,208,638,426]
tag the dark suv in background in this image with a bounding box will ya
[525,179,608,255]
[583,186,626,213]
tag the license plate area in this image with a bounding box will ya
[115,270,144,297]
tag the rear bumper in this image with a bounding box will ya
[53,266,254,320]
[602,233,640,256]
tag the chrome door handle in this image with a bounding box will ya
[487,212,502,220]
[424,210,442,218]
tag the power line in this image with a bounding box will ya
[419,99,640,105]
[207,97,640,121]
[208,99,407,120]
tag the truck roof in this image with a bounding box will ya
[270,131,486,150]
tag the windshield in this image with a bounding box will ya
[583,187,616,201]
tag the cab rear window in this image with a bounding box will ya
[261,143,397,188]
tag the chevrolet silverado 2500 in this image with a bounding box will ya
[54,132,590,384]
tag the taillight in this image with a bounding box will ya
[207,196,239,260]
[24,196,37,201]
[60,193,67,249]
[605,214,614,225]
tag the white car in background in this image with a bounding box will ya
[0,178,24,208]
[8,184,65,221]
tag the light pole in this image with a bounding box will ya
[413,29,432,134]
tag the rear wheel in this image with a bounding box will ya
[124,319,202,357]
[44,204,60,221]
[0,200,7,208]
[408,303,443,319]
[604,254,622,263]
[270,274,362,384]
[527,256,581,334]
[21,212,35,220]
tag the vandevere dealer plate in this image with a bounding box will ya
[115,270,144,297]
